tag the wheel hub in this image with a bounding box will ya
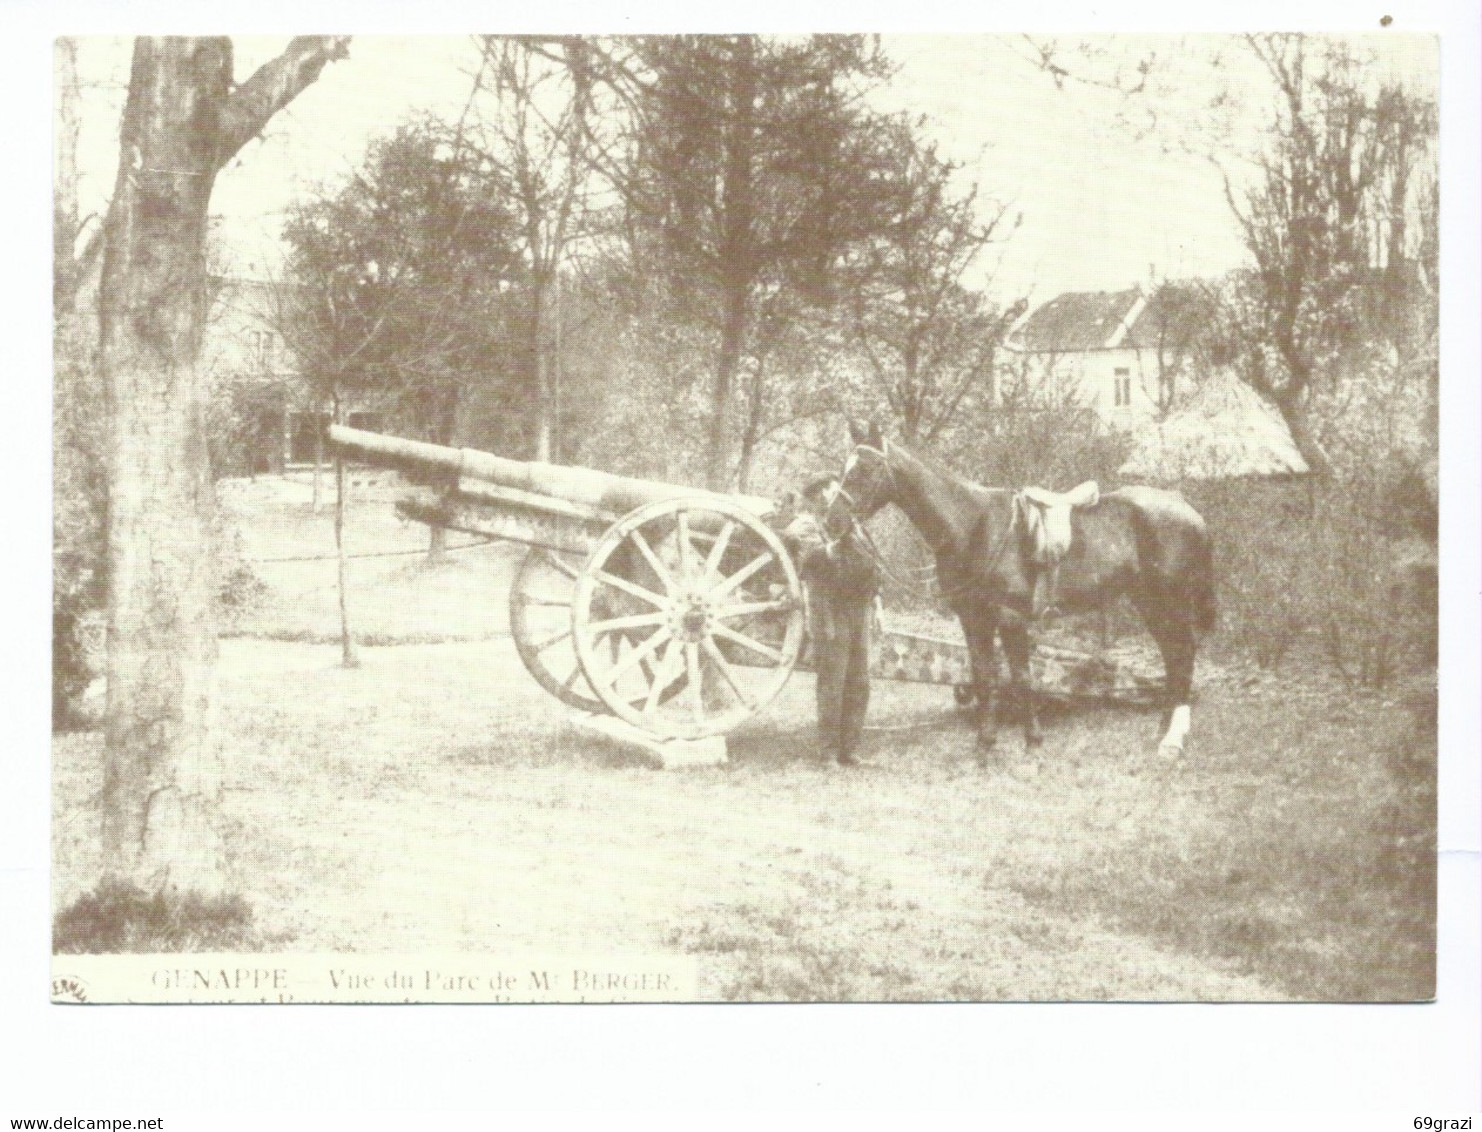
[672,593,712,643]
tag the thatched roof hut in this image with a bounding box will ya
[1119,372,1308,481]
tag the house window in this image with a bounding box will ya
[1113,367,1132,408]
[248,330,276,369]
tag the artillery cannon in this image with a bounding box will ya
[328,426,1165,751]
[329,425,806,742]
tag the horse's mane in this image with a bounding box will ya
[886,437,1002,499]
[873,436,1011,561]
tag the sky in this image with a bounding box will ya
[68,33,1438,303]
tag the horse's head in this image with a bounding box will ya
[826,419,896,535]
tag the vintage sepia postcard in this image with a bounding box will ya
[52,32,1440,1005]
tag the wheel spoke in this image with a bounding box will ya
[702,637,755,710]
[714,597,794,620]
[627,527,676,592]
[703,520,736,579]
[531,627,571,653]
[708,550,775,599]
[542,551,580,581]
[586,611,667,634]
[685,642,705,724]
[562,666,583,693]
[712,622,783,664]
[601,627,672,688]
[643,638,683,715]
[591,569,666,609]
[676,511,694,579]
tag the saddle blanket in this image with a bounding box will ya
[1017,481,1099,564]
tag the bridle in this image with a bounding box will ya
[825,438,1024,601]
[822,441,936,599]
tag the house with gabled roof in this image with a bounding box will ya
[1000,284,1308,481]
[1000,286,1188,423]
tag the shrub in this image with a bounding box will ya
[1186,472,1433,688]
[1306,478,1433,692]
[53,880,260,953]
[1187,477,1315,668]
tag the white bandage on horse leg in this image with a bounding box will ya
[1159,704,1191,753]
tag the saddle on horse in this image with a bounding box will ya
[1015,481,1100,619]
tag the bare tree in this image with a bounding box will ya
[730,289,838,492]
[1220,34,1437,478]
[97,36,348,895]
[1136,278,1219,415]
[471,38,599,462]
[54,39,84,307]
[53,37,110,728]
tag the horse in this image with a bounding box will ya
[824,420,1217,761]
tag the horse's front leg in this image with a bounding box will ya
[961,612,1000,764]
[999,619,1043,749]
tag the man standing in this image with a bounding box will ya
[780,477,880,767]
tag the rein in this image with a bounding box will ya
[828,440,1022,602]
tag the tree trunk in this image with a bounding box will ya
[532,278,554,464]
[734,362,769,493]
[333,396,361,668]
[54,38,82,308]
[703,37,758,491]
[96,36,348,895]
[534,352,553,462]
[706,290,748,489]
[98,38,234,894]
[549,270,562,462]
[311,409,324,512]
[1275,394,1334,479]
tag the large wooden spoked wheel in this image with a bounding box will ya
[572,497,806,740]
[509,546,605,712]
[510,546,692,716]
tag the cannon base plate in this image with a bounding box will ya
[569,713,728,769]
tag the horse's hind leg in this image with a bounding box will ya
[1147,617,1196,757]
[999,620,1043,749]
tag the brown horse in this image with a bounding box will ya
[826,420,1216,760]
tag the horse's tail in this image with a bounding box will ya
[1188,524,1217,633]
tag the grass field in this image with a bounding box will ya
[53,475,1436,1001]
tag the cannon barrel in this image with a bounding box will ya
[328,425,773,518]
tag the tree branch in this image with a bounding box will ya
[217,36,352,168]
